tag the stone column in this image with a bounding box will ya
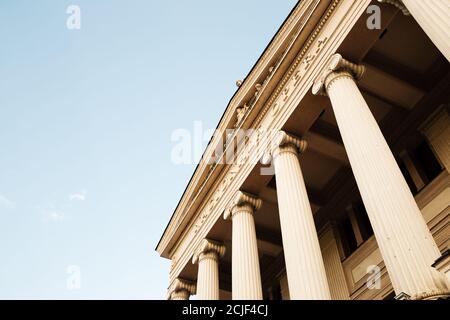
[168,278,196,300]
[192,239,225,300]
[312,53,450,299]
[224,191,263,300]
[319,224,350,300]
[266,131,331,300]
[378,0,450,62]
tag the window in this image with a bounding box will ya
[353,202,374,240]
[399,140,443,195]
[338,200,374,258]
[399,161,418,195]
[411,140,442,184]
[339,216,357,257]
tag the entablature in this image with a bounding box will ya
[163,0,376,286]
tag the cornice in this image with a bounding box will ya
[166,0,372,283]
[156,0,319,257]
[254,0,341,127]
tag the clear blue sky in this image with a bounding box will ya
[0,0,297,299]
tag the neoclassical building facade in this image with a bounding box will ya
[157,0,450,300]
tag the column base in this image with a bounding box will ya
[413,290,450,300]
[395,290,450,300]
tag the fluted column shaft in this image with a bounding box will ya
[271,135,331,300]
[225,192,263,300]
[193,239,225,300]
[197,252,220,300]
[318,57,449,297]
[231,205,262,300]
[402,0,450,62]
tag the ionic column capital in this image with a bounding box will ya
[192,239,226,264]
[223,191,262,220]
[312,54,365,96]
[263,131,307,164]
[170,290,190,300]
[377,0,410,15]
[167,278,196,300]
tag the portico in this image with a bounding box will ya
[157,0,450,300]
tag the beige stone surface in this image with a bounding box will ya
[159,0,450,300]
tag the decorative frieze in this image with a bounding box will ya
[168,0,372,285]
[185,0,341,251]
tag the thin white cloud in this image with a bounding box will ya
[69,194,85,201]
[0,194,15,209]
[45,211,65,222]
[69,191,86,201]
